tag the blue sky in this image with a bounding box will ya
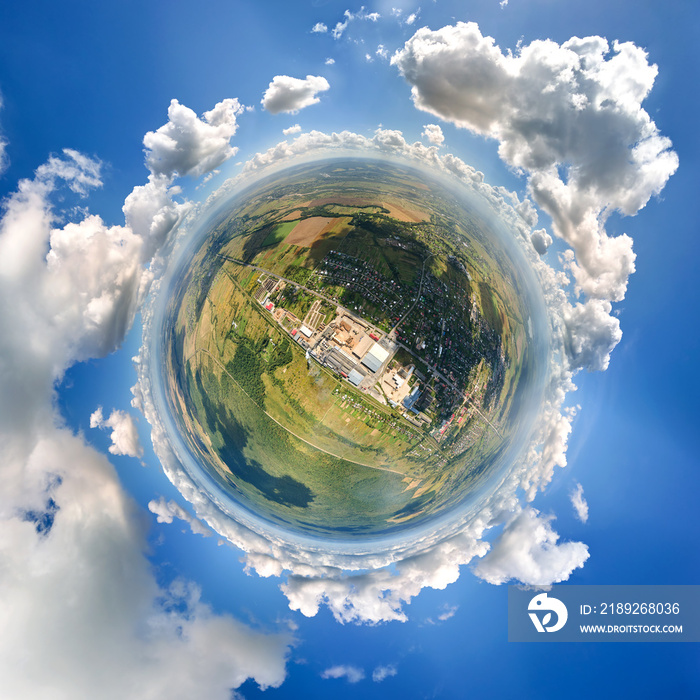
[0,1,698,698]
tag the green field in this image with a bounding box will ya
[261,221,297,247]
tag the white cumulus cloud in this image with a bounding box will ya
[570,482,589,523]
[562,298,622,372]
[279,521,491,624]
[473,508,590,586]
[0,432,291,700]
[144,98,244,178]
[261,75,331,115]
[283,124,302,136]
[0,157,144,369]
[122,175,188,263]
[311,22,328,33]
[531,228,553,255]
[0,102,293,697]
[90,406,143,458]
[393,23,678,371]
[422,123,444,146]
[149,496,212,537]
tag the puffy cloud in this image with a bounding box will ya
[149,496,212,537]
[473,508,589,586]
[531,228,553,255]
[0,102,292,696]
[124,94,242,270]
[279,524,490,624]
[0,96,237,382]
[321,665,365,683]
[46,217,143,361]
[570,483,589,523]
[376,44,389,60]
[372,664,398,682]
[393,22,678,369]
[514,347,579,501]
[562,298,622,372]
[90,406,143,458]
[325,57,336,65]
[13,99,229,369]
[393,25,677,211]
[0,157,144,372]
[122,175,189,263]
[422,123,445,146]
[0,431,291,699]
[261,75,331,115]
[283,124,302,136]
[144,98,244,178]
[311,22,327,33]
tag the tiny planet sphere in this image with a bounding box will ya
[160,158,545,540]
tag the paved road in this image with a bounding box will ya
[390,252,435,335]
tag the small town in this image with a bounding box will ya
[245,243,506,437]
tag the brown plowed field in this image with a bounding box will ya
[286,217,337,246]
[380,201,429,222]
